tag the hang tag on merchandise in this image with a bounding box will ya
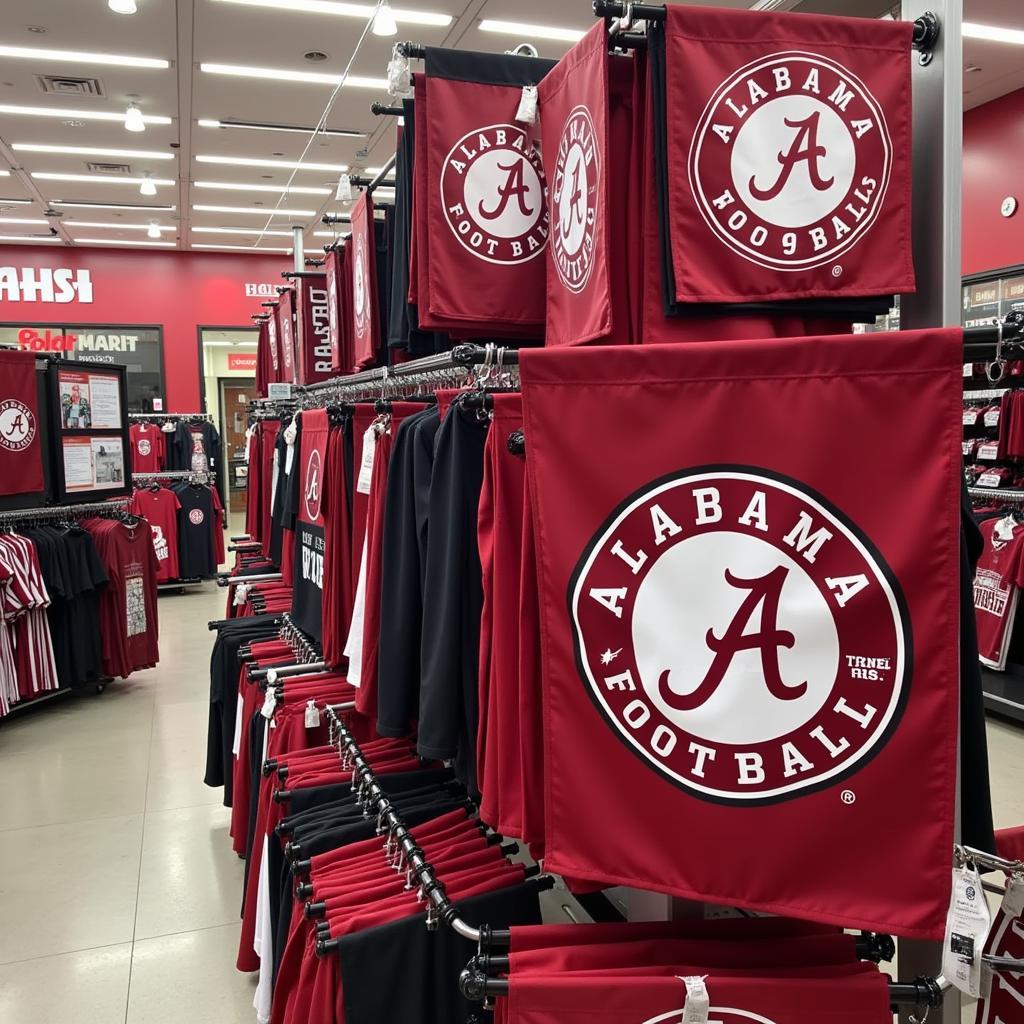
[304,700,321,729]
[942,862,992,997]
[516,85,538,125]
[1003,872,1024,917]
[284,414,299,475]
[356,425,377,494]
[261,689,277,720]
[387,48,412,97]
[677,976,709,1024]
[233,582,249,607]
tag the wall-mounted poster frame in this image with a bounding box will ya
[46,359,131,502]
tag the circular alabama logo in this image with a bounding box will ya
[441,123,548,266]
[0,399,36,452]
[570,467,910,804]
[138,438,152,456]
[644,1010,780,1024]
[304,448,322,523]
[551,105,599,294]
[353,234,368,336]
[688,51,892,271]
[189,508,205,526]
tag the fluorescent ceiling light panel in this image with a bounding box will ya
[0,217,51,225]
[72,237,177,246]
[66,221,176,231]
[194,180,331,195]
[192,226,294,236]
[0,44,169,69]
[313,229,349,236]
[0,171,9,177]
[194,204,317,217]
[478,19,585,42]
[0,103,171,125]
[13,143,174,160]
[963,22,1024,44]
[195,154,348,172]
[53,200,175,211]
[33,172,175,185]
[197,118,363,138]
[0,198,33,205]
[200,63,387,89]
[0,234,60,241]
[208,0,451,27]
[192,242,292,252]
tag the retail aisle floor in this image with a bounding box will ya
[0,582,1023,1023]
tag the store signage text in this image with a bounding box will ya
[17,328,77,352]
[0,267,94,304]
[228,353,257,372]
[244,282,278,297]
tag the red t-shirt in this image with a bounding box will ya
[129,423,166,473]
[130,487,182,582]
[974,517,1024,670]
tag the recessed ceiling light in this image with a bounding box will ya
[32,172,174,187]
[0,217,50,225]
[192,226,294,236]
[195,154,348,172]
[72,237,177,246]
[304,51,329,63]
[207,0,451,27]
[193,203,317,216]
[478,19,585,42]
[52,200,175,211]
[313,228,349,236]
[194,180,331,195]
[963,22,1024,45]
[192,242,293,252]
[108,0,139,13]
[0,103,172,124]
[197,118,363,138]
[200,63,387,89]
[65,220,175,231]
[0,44,168,68]
[0,234,61,241]
[13,143,174,159]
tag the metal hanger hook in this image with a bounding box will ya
[987,322,1007,383]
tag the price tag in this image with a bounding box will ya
[963,441,975,456]
[304,700,321,729]
[964,409,979,425]
[964,363,974,377]
[977,473,1002,487]
[516,84,538,124]
[985,409,1002,427]
[261,689,277,720]
[942,862,992,997]
[1003,872,1024,917]
[978,442,1000,460]
[678,976,709,1024]
[356,426,377,494]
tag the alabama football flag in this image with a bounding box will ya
[419,48,555,334]
[295,273,332,384]
[654,5,913,305]
[0,350,45,497]
[291,409,330,641]
[325,245,349,374]
[266,300,282,383]
[520,328,961,937]
[349,193,379,371]
[255,317,270,396]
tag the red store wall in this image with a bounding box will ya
[0,245,287,411]
[963,88,1024,277]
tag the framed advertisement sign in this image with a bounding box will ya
[47,360,130,502]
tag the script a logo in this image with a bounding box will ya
[688,51,892,271]
[0,267,93,303]
[643,1010,781,1024]
[0,399,36,453]
[304,448,322,523]
[552,105,599,294]
[441,123,548,266]
[570,467,909,805]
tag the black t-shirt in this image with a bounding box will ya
[173,483,218,578]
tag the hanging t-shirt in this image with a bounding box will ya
[129,423,166,474]
[131,486,182,583]
[173,483,220,579]
[974,516,1024,671]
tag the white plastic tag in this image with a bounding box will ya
[266,669,278,685]
[963,441,975,456]
[304,700,321,729]
[335,173,353,203]
[942,863,992,997]
[387,49,412,97]
[964,363,974,377]
[978,442,1000,460]
[977,473,1002,487]
[678,976,709,1024]
[995,516,1017,542]
[1003,872,1024,917]
[980,960,994,1001]
[963,409,979,425]
[356,426,377,494]
[985,409,1001,427]
[233,582,249,607]
[516,85,538,125]
[261,690,277,720]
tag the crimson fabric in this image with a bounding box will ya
[973,517,1024,671]
[505,968,891,1024]
[129,423,165,474]
[295,274,332,385]
[538,24,632,347]
[130,486,181,582]
[0,350,44,497]
[267,301,283,384]
[325,246,346,373]
[350,193,379,372]
[256,319,270,396]
[259,420,279,558]
[419,49,555,333]
[519,329,962,938]
[278,286,297,385]
[658,5,913,305]
[996,824,1024,863]
[349,405,378,601]
[339,242,355,375]
[291,410,329,642]
[321,420,352,668]
[245,427,260,540]
[974,902,1024,1024]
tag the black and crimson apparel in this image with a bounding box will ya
[129,422,166,474]
[973,516,1024,671]
[295,275,332,385]
[172,481,224,579]
[130,485,181,582]
[291,409,330,642]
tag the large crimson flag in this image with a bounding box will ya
[349,193,379,371]
[278,285,296,384]
[0,350,45,496]
[295,274,332,385]
[975,901,1024,1024]
[520,329,961,937]
[655,4,914,306]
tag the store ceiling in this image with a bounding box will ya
[0,0,1020,254]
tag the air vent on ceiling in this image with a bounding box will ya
[86,162,132,175]
[36,74,105,97]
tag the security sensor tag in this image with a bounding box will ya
[305,700,321,729]
[516,85,538,125]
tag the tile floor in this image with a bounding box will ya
[0,581,1022,1023]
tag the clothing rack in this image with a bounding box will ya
[371,102,403,117]
[0,498,130,526]
[963,388,1009,400]
[968,486,1024,502]
[132,470,209,483]
[129,412,213,422]
[246,613,324,681]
